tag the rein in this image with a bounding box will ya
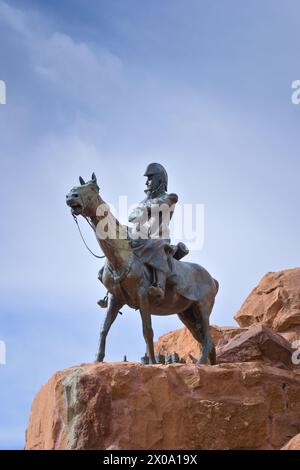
[72,214,106,259]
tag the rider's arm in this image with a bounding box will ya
[128,203,148,223]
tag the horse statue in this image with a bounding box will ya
[66,172,219,365]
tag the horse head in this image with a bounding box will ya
[66,173,100,217]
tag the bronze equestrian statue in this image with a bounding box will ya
[66,165,219,365]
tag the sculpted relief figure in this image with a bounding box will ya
[66,164,219,365]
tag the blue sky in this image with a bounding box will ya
[0,0,300,449]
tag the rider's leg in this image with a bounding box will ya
[148,269,166,299]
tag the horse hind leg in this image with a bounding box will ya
[194,302,216,365]
[177,308,206,360]
[178,304,216,365]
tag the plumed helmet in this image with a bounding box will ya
[144,163,168,192]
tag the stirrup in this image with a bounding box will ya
[97,292,108,308]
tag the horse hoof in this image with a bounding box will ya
[95,355,104,363]
[148,357,157,365]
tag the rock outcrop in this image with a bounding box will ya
[154,325,244,363]
[154,269,300,363]
[235,269,300,333]
[26,362,300,450]
[217,324,294,368]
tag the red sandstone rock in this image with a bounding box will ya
[281,433,300,450]
[217,324,294,368]
[25,362,300,450]
[235,269,300,332]
[154,325,244,363]
[154,326,201,363]
[280,326,300,345]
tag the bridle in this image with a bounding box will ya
[72,213,134,261]
[72,213,106,259]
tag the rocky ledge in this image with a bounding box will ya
[26,361,300,450]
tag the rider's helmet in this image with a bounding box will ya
[144,163,168,195]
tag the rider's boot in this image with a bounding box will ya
[148,270,166,300]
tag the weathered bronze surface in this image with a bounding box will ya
[66,166,219,365]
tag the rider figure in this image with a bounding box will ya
[128,163,186,300]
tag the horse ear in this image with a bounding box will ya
[91,172,97,184]
[79,176,85,185]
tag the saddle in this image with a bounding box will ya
[97,241,189,307]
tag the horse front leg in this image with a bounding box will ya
[138,288,156,364]
[96,294,123,362]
